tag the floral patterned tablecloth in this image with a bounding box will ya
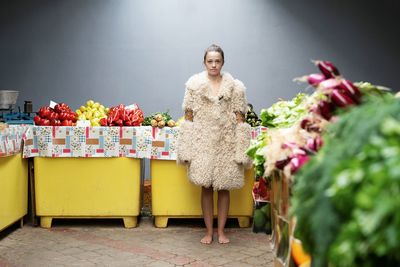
[22,126,267,160]
[0,125,30,157]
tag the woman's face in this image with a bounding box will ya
[204,51,224,77]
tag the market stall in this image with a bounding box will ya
[247,60,398,267]
[23,125,151,228]
[0,125,29,232]
[23,123,266,229]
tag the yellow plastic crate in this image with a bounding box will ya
[34,157,141,228]
[0,154,28,232]
[151,160,254,227]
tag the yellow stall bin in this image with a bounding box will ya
[151,160,254,228]
[0,154,28,232]
[34,157,141,228]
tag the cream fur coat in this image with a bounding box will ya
[177,71,252,191]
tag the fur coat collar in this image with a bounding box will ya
[185,71,236,101]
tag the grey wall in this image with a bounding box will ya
[1,0,399,118]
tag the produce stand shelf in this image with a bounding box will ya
[151,159,255,228]
[34,157,141,228]
[0,153,28,232]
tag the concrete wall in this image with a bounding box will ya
[1,0,399,117]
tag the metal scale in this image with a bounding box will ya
[0,90,34,125]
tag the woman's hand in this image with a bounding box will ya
[185,109,194,122]
[235,111,245,123]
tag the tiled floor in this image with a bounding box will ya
[0,217,273,267]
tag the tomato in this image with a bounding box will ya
[41,119,50,126]
[38,106,52,118]
[34,115,41,125]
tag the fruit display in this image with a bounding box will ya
[245,103,261,127]
[142,111,175,128]
[99,103,144,126]
[34,103,77,126]
[76,100,109,126]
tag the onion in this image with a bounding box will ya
[300,118,311,130]
[336,79,362,102]
[315,60,340,78]
[307,73,326,86]
[319,101,334,120]
[315,136,324,150]
[306,136,324,152]
[290,154,310,174]
[318,78,342,90]
[331,89,356,108]
[275,158,291,170]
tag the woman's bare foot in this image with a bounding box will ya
[200,234,213,244]
[218,233,230,244]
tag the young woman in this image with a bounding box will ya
[177,44,252,244]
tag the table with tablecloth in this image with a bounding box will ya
[22,125,267,228]
[0,125,29,232]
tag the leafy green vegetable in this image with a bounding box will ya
[246,132,267,178]
[291,95,400,267]
[260,93,310,128]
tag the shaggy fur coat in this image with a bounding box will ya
[177,71,252,191]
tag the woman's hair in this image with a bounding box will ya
[203,44,224,64]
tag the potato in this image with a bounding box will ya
[167,119,175,127]
[151,119,158,127]
[154,114,163,122]
[158,120,165,128]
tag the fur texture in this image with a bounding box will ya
[177,71,252,191]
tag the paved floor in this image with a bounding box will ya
[0,217,273,267]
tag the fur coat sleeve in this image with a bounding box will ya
[176,79,196,165]
[232,80,253,169]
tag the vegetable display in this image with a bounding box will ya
[260,93,311,129]
[291,95,400,267]
[248,60,390,180]
[99,104,144,127]
[34,103,77,126]
[142,111,176,128]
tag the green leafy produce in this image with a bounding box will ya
[246,132,267,178]
[355,81,391,98]
[291,95,400,267]
[142,111,173,127]
[260,93,309,128]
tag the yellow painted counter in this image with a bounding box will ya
[151,160,254,228]
[0,154,28,232]
[34,157,141,228]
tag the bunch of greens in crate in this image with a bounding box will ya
[291,95,400,267]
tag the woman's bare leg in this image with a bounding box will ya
[201,186,214,244]
[217,190,230,244]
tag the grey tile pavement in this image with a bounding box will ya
[0,217,273,267]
